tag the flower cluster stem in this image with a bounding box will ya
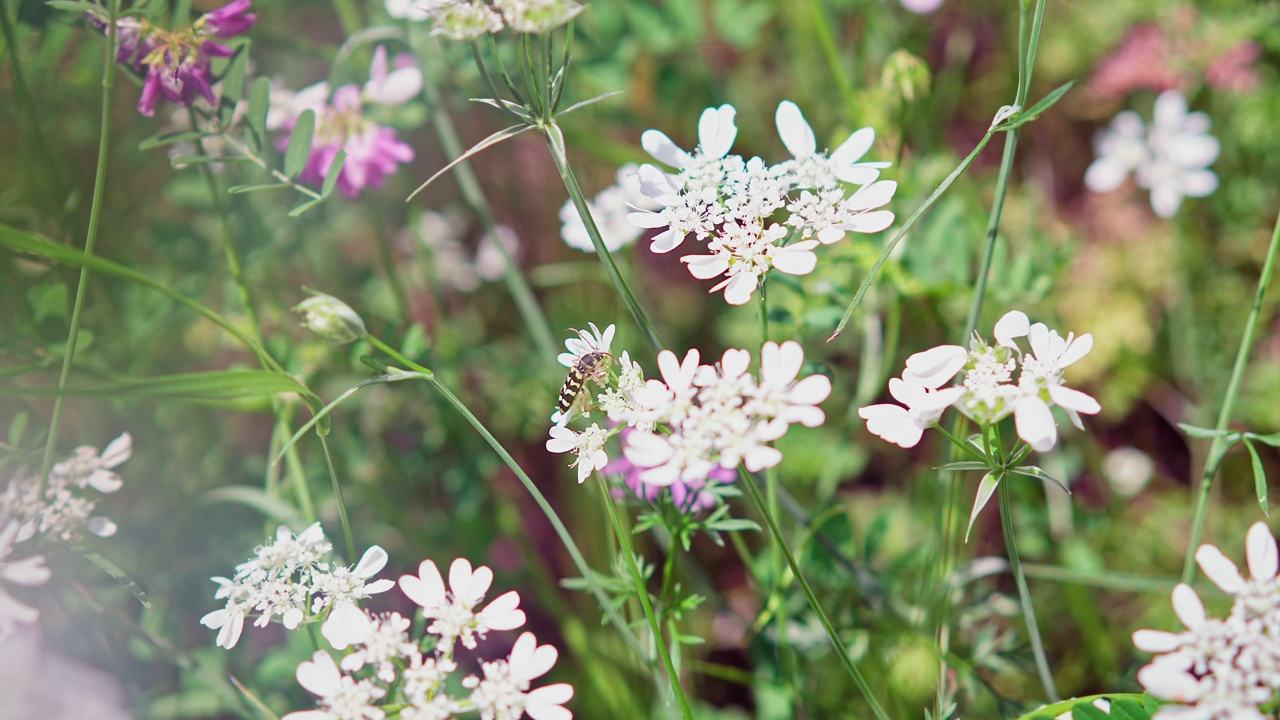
[39,0,119,480]
[740,468,892,720]
[543,123,665,352]
[1181,209,1280,583]
[999,478,1059,701]
[598,474,696,720]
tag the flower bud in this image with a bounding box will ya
[294,293,367,344]
[880,50,931,104]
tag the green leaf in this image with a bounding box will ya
[227,182,293,194]
[8,413,29,447]
[170,155,253,165]
[288,198,323,217]
[83,551,152,610]
[138,130,214,151]
[46,0,99,13]
[997,80,1076,131]
[1142,694,1161,712]
[1072,703,1113,720]
[406,123,535,202]
[1010,465,1071,495]
[966,472,1001,542]
[203,486,307,529]
[26,282,68,323]
[708,518,760,533]
[1109,697,1152,720]
[245,76,271,153]
[218,43,249,124]
[1177,423,1241,441]
[1244,439,1269,516]
[283,109,316,178]
[320,149,347,198]
[937,461,991,472]
[0,369,308,401]
[1246,431,1280,447]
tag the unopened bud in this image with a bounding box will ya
[881,50,931,104]
[294,292,367,344]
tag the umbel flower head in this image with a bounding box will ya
[1084,89,1219,218]
[93,0,257,117]
[385,0,583,37]
[1132,522,1280,718]
[200,523,393,649]
[859,311,1100,452]
[0,433,132,542]
[627,101,895,305]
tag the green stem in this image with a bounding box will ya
[543,122,665,352]
[412,34,558,364]
[805,0,856,111]
[39,0,119,479]
[319,434,356,563]
[329,0,361,35]
[598,474,695,720]
[658,527,679,617]
[1,2,66,229]
[740,469,892,720]
[363,335,649,661]
[998,478,1058,702]
[1181,209,1280,582]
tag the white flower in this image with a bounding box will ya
[494,0,584,33]
[0,521,49,641]
[398,558,525,652]
[774,100,890,188]
[1014,322,1100,452]
[430,1,504,40]
[283,650,386,720]
[859,373,965,448]
[682,220,818,305]
[322,606,417,683]
[751,340,832,430]
[641,104,737,171]
[386,0,447,19]
[402,653,458,704]
[464,632,574,720]
[1085,89,1219,218]
[557,322,614,368]
[401,694,461,720]
[310,545,396,613]
[363,46,422,106]
[546,424,611,483]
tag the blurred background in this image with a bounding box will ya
[2,0,1279,717]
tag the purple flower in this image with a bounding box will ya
[200,0,257,37]
[605,430,736,513]
[277,84,415,198]
[92,0,256,117]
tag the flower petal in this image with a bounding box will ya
[775,100,816,158]
[1246,522,1279,582]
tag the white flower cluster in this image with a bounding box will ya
[285,557,572,720]
[628,101,896,305]
[559,164,661,253]
[1084,89,1220,218]
[0,433,132,641]
[0,433,131,542]
[859,311,1100,452]
[385,0,583,38]
[200,523,394,649]
[544,323,833,488]
[1133,522,1280,719]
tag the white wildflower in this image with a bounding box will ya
[398,558,525,653]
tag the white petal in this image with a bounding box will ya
[1058,333,1093,367]
[790,375,832,407]
[100,433,133,468]
[1246,522,1279,581]
[775,100,816,158]
[546,425,579,454]
[627,209,670,229]
[1047,385,1101,415]
[479,590,526,630]
[86,516,118,537]
[698,105,738,159]
[1194,544,1244,594]
[1084,157,1131,193]
[846,181,897,212]
[1132,629,1183,653]
[993,311,1030,348]
[624,431,675,468]
[648,227,686,254]
[1014,396,1057,452]
[641,129,690,168]
[682,253,729,280]
[321,604,369,650]
[296,651,342,698]
[1137,663,1202,703]
[1170,584,1206,630]
[399,560,446,608]
[831,127,875,167]
[837,210,895,234]
[1167,134,1219,167]
[1149,183,1183,218]
[721,273,759,305]
[1152,90,1188,130]
[770,244,817,275]
[1,555,50,586]
[353,545,389,579]
[858,404,924,448]
[1179,169,1218,198]
[904,345,967,388]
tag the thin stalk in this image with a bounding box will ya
[319,434,356,563]
[214,131,323,201]
[412,35,557,363]
[805,0,856,111]
[658,528,679,616]
[998,478,1058,701]
[1,2,66,229]
[363,335,649,661]
[1181,210,1280,582]
[598,474,695,720]
[544,123,664,352]
[740,469,892,720]
[329,0,361,35]
[366,198,412,326]
[39,0,119,479]
[192,117,264,347]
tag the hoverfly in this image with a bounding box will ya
[555,351,612,421]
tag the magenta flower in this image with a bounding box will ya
[605,429,735,513]
[94,0,257,117]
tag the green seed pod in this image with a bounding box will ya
[881,49,932,104]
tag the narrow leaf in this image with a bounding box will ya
[1246,431,1280,447]
[246,76,271,153]
[218,44,249,124]
[83,551,152,610]
[405,123,534,202]
[966,472,1001,542]
[203,486,306,529]
[138,130,214,151]
[1177,423,1240,441]
[996,80,1076,131]
[170,155,253,165]
[0,369,307,401]
[320,149,347,198]
[1109,697,1152,720]
[937,461,992,472]
[1072,703,1113,720]
[283,109,316,178]
[273,372,430,465]
[288,199,323,217]
[1244,439,1269,516]
[227,182,293,194]
[1142,694,1161,712]
[555,90,623,118]
[1010,465,1071,495]
[47,0,98,12]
